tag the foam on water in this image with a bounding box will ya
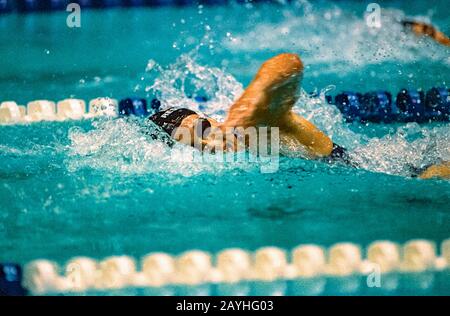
[143,51,244,121]
[67,117,262,177]
[350,124,450,177]
[224,3,450,72]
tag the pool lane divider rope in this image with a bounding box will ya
[0,0,247,13]
[1,238,450,295]
[0,87,448,126]
[331,87,450,123]
[0,97,157,124]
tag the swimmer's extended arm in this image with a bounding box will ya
[418,162,450,179]
[402,20,450,46]
[222,53,333,158]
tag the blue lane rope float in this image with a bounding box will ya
[333,87,449,123]
[361,91,394,123]
[150,98,162,112]
[1,0,262,12]
[426,87,450,118]
[0,263,28,296]
[1,238,449,295]
[396,88,426,122]
[0,0,12,12]
[334,91,364,122]
[118,97,149,117]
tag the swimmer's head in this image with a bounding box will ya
[401,20,437,37]
[149,107,220,148]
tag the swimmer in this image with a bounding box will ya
[401,20,450,46]
[148,53,450,179]
[417,162,450,180]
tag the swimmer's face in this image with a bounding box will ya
[173,114,217,148]
[173,114,237,152]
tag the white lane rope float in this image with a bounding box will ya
[0,98,119,124]
[18,238,450,295]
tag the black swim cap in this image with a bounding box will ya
[401,20,415,28]
[326,143,358,167]
[148,107,197,137]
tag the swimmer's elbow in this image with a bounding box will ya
[283,53,303,71]
[284,113,333,158]
[310,135,333,158]
[260,53,304,77]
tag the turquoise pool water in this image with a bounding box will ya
[0,1,449,295]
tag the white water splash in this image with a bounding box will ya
[144,53,244,121]
[224,5,450,72]
[66,116,263,177]
[350,124,450,176]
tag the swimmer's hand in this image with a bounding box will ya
[402,20,450,46]
[418,162,450,180]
